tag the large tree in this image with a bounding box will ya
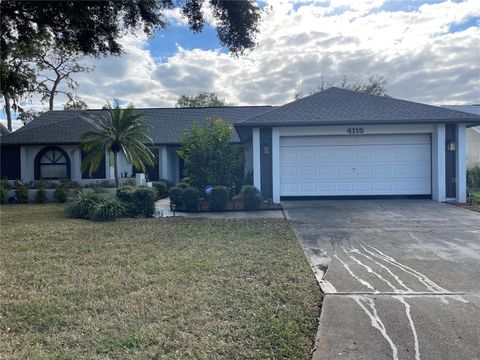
[1,0,262,128]
[81,102,154,188]
[295,75,390,99]
[176,91,229,108]
[36,41,93,111]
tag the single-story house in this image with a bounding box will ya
[1,87,479,203]
[441,105,480,168]
[0,123,11,137]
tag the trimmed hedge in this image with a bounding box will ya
[176,182,189,190]
[15,185,28,204]
[35,188,47,203]
[210,186,230,211]
[169,186,183,208]
[0,187,6,204]
[53,186,68,203]
[241,185,261,210]
[182,186,200,210]
[151,181,168,199]
[116,185,157,217]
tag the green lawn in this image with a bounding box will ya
[0,205,321,359]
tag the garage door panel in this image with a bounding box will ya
[280,134,431,196]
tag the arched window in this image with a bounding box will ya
[34,146,71,180]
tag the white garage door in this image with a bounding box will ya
[280,134,431,196]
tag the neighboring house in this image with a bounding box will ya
[441,105,480,168]
[1,87,479,203]
[0,124,11,137]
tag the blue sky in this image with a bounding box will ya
[2,0,479,130]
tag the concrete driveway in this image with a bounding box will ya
[283,200,480,360]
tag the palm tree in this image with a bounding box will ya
[80,101,154,188]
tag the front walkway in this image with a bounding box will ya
[283,199,480,360]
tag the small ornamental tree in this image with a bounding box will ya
[178,119,245,192]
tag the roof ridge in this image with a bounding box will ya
[48,105,274,112]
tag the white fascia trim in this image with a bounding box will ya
[253,128,261,190]
[278,124,435,136]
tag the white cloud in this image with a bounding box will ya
[17,0,480,118]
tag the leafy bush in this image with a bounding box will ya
[84,180,115,188]
[467,164,480,189]
[116,185,135,203]
[67,190,111,219]
[176,181,189,190]
[241,185,261,210]
[0,187,6,204]
[178,119,245,191]
[35,187,47,203]
[1,178,10,190]
[169,186,183,208]
[210,186,230,211]
[90,197,126,221]
[116,186,156,217]
[59,178,81,189]
[182,186,200,210]
[53,186,68,203]
[151,181,168,199]
[159,178,174,189]
[14,183,28,203]
[130,186,157,217]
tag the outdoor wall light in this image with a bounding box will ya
[447,140,456,151]
[263,144,270,154]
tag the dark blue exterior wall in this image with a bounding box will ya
[260,128,273,200]
[81,150,106,179]
[445,124,456,198]
[0,145,21,180]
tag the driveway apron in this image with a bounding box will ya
[283,200,480,360]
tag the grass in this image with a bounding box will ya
[0,204,321,359]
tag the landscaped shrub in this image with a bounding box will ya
[169,186,183,208]
[241,185,261,210]
[53,186,68,203]
[89,197,126,222]
[116,185,135,203]
[67,190,111,219]
[151,181,168,199]
[35,187,48,203]
[59,178,81,189]
[0,178,10,190]
[159,178,174,189]
[176,181,189,190]
[182,186,200,210]
[84,180,115,188]
[467,164,480,189]
[14,183,28,204]
[129,186,157,217]
[210,186,230,211]
[0,187,6,204]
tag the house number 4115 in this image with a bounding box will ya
[346,127,365,134]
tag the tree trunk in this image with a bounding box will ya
[49,79,60,111]
[113,151,120,188]
[4,94,12,131]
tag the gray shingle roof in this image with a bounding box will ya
[0,124,11,136]
[1,106,273,145]
[237,87,480,127]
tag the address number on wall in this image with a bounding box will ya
[346,127,365,134]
